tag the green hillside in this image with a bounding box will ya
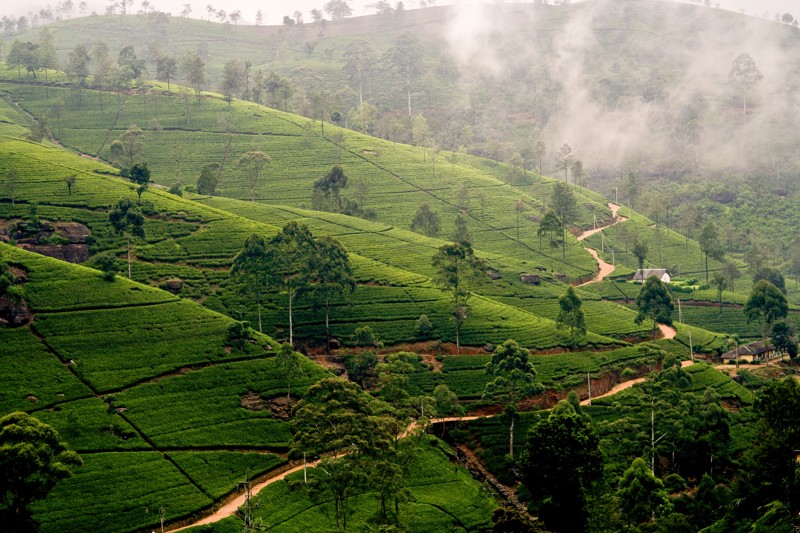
[0,243,331,532]
[0,82,677,352]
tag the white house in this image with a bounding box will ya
[633,269,671,283]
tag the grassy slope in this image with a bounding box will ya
[0,243,326,532]
[0,87,653,349]
[3,81,605,278]
[185,435,497,533]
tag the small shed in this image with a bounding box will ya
[633,269,671,284]
[721,341,777,364]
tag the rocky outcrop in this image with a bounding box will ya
[0,296,32,327]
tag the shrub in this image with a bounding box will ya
[414,314,434,339]
[226,321,252,348]
[352,325,383,348]
[93,253,120,281]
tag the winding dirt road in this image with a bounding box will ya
[575,203,627,286]
[167,416,484,531]
[580,359,693,405]
[167,203,670,531]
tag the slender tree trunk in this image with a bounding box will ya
[406,77,412,117]
[509,415,515,459]
[325,298,331,354]
[288,286,294,346]
[127,234,132,279]
[257,292,263,333]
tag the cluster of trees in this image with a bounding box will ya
[288,372,462,530]
[311,165,376,220]
[231,222,354,350]
[477,351,800,532]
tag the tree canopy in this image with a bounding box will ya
[431,241,485,352]
[634,276,674,338]
[744,280,788,339]
[0,412,82,529]
[519,400,603,533]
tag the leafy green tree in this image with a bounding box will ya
[352,325,382,348]
[484,339,541,458]
[324,0,353,20]
[344,351,378,388]
[385,32,424,117]
[753,266,786,295]
[721,260,741,292]
[735,378,800,518]
[307,235,355,352]
[264,222,316,346]
[728,52,762,114]
[122,162,150,186]
[108,198,145,279]
[220,58,245,104]
[712,272,726,314]
[291,377,393,530]
[550,182,577,258]
[342,39,375,105]
[432,241,485,352]
[616,457,671,527]
[699,221,725,283]
[155,53,177,95]
[633,237,648,272]
[7,40,26,79]
[313,165,348,213]
[109,125,144,167]
[538,210,562,270]
[555,143,574,183]
[117,45,145,89]
[66,43,91,107]
[64,175,76,195]
[236,151,271,201]
[291,378,376,458]
[93,252,120,281]
[771,321,797,358]
[308,455,365,531]
[0,412,82,530]
[4,168,19,206]
[634,276,674,338]
[414,314,434,339]
[231,234,269,332]
[196,162,220,195]
[180,50,206,98]
[452,213,471,243]
[744,280,788,340]
[91,40,113,110]
[410,203,440,237]
[556,286,586,345]
[26,118,48,143]
[519,400,603,533]
[432,383,464,417]
[275,343,304,400]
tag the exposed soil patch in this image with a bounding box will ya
[2,219,92,263]
[240,392,295,420]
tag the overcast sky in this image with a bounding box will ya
[5,0,800,24]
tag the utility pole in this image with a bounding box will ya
[587,372,592,405]
[239,470,253,531]
[651,401,667,474]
